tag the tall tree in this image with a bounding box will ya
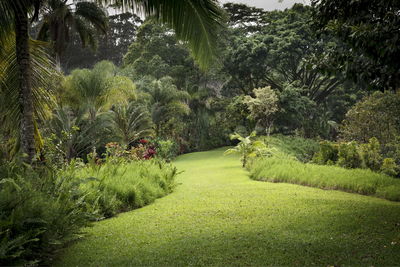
[312,0,400,90]
[61,12,142,71]
[224,4,342,101]
[0,0,43,162]
[0,33,56,159]
[223,2,267,33]
[123,21,198,89]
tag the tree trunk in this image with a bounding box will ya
[14,7,36,162]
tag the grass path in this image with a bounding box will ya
[57,148,400,266]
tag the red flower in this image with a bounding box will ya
[143,147,156,159]
[139,139,149,144]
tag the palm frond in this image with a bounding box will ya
[0,33,57,135]
[74,16,98,49]
[0,1,14,47]
[37,20,51,41]
[110,102,154,145]
[75,1,109,34]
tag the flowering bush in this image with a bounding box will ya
[104,141,158,161]
[144,147,156,159]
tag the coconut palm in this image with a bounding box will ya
[36,0,108,62]
[0,32,57,158]
[0,0,223,162]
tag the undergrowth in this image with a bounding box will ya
[0,158,177,265]
[70,158,178,218]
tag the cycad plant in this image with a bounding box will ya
[110,102,154,146]
[46,106,112,161]
[224,132,267,167]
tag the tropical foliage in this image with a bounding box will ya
[1,0,400,265]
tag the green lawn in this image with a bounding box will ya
[57,148,400,266]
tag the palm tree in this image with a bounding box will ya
[187,86,214,149]
[63,60,136,120]
[140,76,190,136]
[37,0,108,62]
[0,0,223,162]
[47,105,112,161]
[0,31,57,159]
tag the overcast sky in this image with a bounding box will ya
[219,0,310,10]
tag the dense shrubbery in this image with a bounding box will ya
[337,141,362,169]
[246,135,400,201]
[153,138,179,162]
[0,151,177,265]
[312,138,399,177]
[340,91,400,144]
[0,162,91,265]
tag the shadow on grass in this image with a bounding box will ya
[64,197,400,266]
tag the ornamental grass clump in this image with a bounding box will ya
[73,157,178,218]
[249,157,400,201]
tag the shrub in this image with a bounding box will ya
[312,141,338,164]
[0,150,178,264]
[340,91,400,145]
[337,141,362,169]
[225,132,267,167]
[359,137,382,171]
[384,136,400,166]
[381,158,399,177]
[154,139,178,161]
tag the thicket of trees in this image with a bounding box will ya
[3,1,398,162]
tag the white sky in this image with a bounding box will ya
[219,0,310,10]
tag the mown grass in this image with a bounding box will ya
[57,148,400,266]
[249,157,400,201]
